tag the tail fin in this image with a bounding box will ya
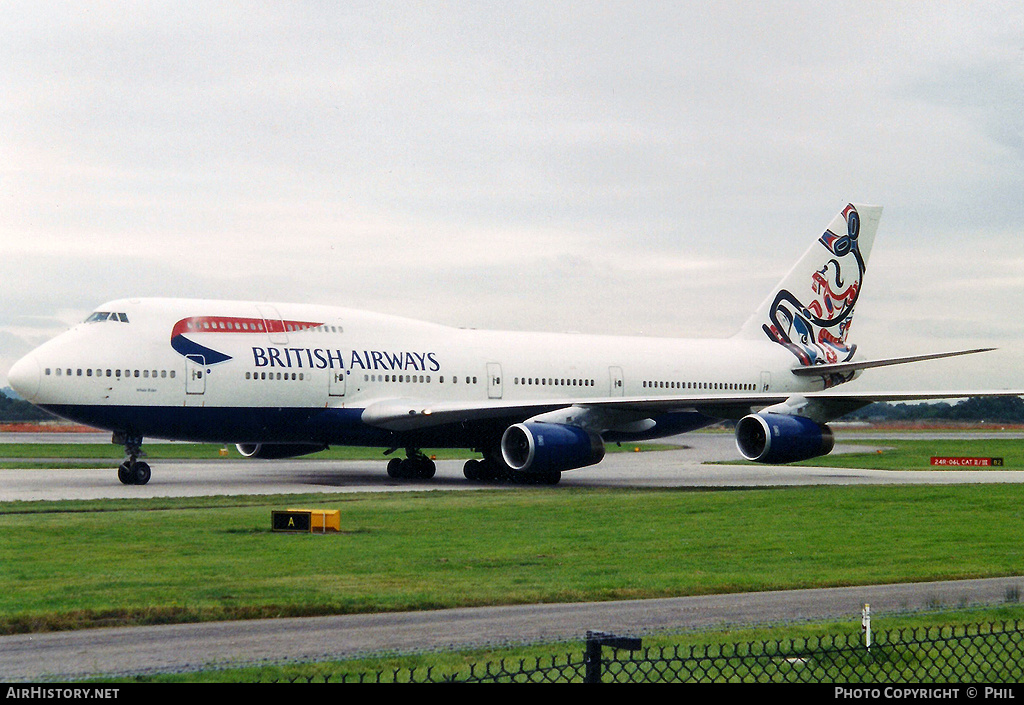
[737,203,883,367]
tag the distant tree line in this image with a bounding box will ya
[843,396,1024,424]
[0,390,55,422]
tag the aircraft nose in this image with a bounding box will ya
[8,354,41,402]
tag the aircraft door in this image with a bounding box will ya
[609,366,624,396]
[329,369,347,398]
[487,363,503,399]
[186,355,206,395]
[760,371,771,392]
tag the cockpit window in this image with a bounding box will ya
[85,312,129,323]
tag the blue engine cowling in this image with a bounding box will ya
[236,443,328,459]
[735,413,835,464]
[501,422,605,474]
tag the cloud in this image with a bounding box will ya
[2,2,1023,392]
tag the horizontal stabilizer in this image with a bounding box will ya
[790,348,995,377]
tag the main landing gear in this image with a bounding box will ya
[386,448,437,480]
[383,447,561,485]
[463,449,561,485]
[114,433,151,485]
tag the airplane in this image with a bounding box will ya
[6,202,1015,486]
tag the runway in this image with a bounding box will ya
[2,430,1023,680]
[4,433,1024,502]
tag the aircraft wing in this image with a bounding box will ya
[789,348,995,378]
[361,398,576,431]
[361,394,794,432]
[362,388,1024,433]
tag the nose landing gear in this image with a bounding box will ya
[114,433,151,485]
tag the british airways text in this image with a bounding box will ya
[251,347,440,372]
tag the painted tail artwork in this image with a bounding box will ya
[738,203,884,378]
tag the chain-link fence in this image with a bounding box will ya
[262,619,1024,683]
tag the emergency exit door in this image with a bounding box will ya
[487,363,503,399]
[186,355,206,395]
[329,369,347,397]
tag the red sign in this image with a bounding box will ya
[930,457,1004,467]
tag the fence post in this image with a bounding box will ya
[585,631,643,683]
[584,632,604,683]
[862,603,871,651]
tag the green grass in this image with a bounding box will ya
[798,438,1024,470]
[2,484,1023,635]
[5,434,1024,681]
[0,443,449,461]
[0,443,389,469]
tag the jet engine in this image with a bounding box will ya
[501,422,605,474]
[236,443,328,459]
[735,413,835,464]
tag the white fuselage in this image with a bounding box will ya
[9,297,814,449]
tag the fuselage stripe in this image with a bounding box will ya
[169,316,325,366]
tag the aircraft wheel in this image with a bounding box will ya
[463,459,481,481]
[398,457,435,480]
[133,462,152,485]
[118,462,134,485]
[387,458,403,478]
[417,458,436,480]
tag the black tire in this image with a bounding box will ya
[463,459,482,481]
[417,459,436,480]
[387,458,403,478]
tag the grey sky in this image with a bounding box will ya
[3,1,1023,391]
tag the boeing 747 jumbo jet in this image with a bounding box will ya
[6,203,1012,485]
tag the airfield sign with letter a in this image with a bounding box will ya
[272,510,312,532]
